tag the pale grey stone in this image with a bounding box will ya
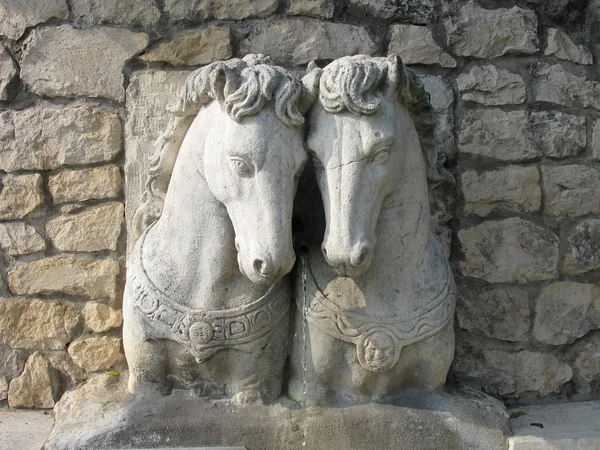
[0,106,122,172]
[72,0,160,27]
[457,65,526,105]
[141,26,231,67]
[0,222,46,255]
[0,410,54,450]
[458,217,559,283]
[575,341,600,384]
[348,0,434,24]
[456,284,530,342]
[8,352,56,409]
[240,20,377,64]
[461,166,541,217]
[0,173,45,220]
[533,282,600,345]
[48,166,122,204]
[165,0,278,21]
[545,28,593,65]
[543,165,600,219]
[21,25,148,102]
[445,1,538,58]
[289,0,334,18]
[593,120,600,161]
[388,25,456,68]
[563,219,600,275]
[0,346,26,380]
[46,351,87,388]
[529,111,585,159]
[0,376,7,401]
[0,0,68,40]
[0,46,16,101]
[421,75,454,161]
[68,336,124,372]
[531,63,600,110]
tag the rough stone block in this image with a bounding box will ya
[8,352,56,409]
[575,341,600,385]
[141,26,232,67]
[444,1,538,58]
[0,346,26,380]
[0,106,122,172]
[165,0,278,21]
[21,25,148,102]
[0,223,46,256]
[71,0,160,27]
[48,166,122,204]
[545,28,593,65]
[47,351,87,389]
[0,298,80,350]
[0,376,7,401]
[457,217,559,283]
[388,25,456,67]
[420,75,454,162]
[240,19,377,65]
[83,302,123,333]
[0,0,68,40]
[457,65,526,105]
[0,46,16,101]
[0,173,44,220]
[461,166,541,217]
[46,202,124,252]
[529,111,585,159]
[8,257,120,300]
[563,218,600,275]
[531,63,600,110]
[542,165,600,219]
[68,336,124,372]
[289,0,334,18]
[348,0,434,24]
[593,119,600,161]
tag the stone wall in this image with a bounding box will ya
[0,0,598,408]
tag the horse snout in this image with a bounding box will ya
[254,258,275,278]
[322,240,373,278]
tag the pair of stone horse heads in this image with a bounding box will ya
[123,53,456,407]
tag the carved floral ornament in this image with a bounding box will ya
[123,54,455,405]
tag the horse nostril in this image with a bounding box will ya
[351,245,371,267]
[254,259,265,274]
[254,259,274,277]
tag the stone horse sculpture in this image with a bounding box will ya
[123,55,315,403]
[289,55,456,405]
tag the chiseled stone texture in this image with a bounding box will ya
[563,219,600,275]
[83,302,123,333]
[456,284,531,342]
[533,282,600,345]
[8,257,120,300]
[531,63,600,110]
[240,20,377,65]
[593,120,600,161]
[46,202,124,252]
[72,0,160,27]
[68,336,124,372]
[0,46,16,101]
[0,298,80,350]
[0,223,46,256]
[21,25,148,102]
[165,0,278,21]
[47,351,87,388]
[289,0,334,18]
[575,341,600,384]
[141,26,232,67]
[543,165,600,220]
[529,112,585,159]
[454,347,573,398]
[461,166,541,217]
[0,346,26,380]
[545,28,593,65]
[0,376,7,401]
[348,0,434,24]
[388,25,456,68]
[0,106,122,172]
[0,173,44,220]
[8,352,56,409]
[444,1,538,58]
[0,0,68,40]
[458,217,559,283]
[457,65,526,105]
[49,166,122,204]
[421,75,454,161]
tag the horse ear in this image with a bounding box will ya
[298,62,322,113]
[385,53,403,98]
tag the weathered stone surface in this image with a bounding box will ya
[8,352,56,409]
[453,347,572,398]
[0,298,80,350]
[456,284,531,342]
[0,173,44,220]
[165,0,278,21]
[388,25,456,67]
[289,0,334,18]
[0,46,16,101]
[0,0,68,40]
[545,28,593,65]
[72,0,160,27]
[83,302,123,333]
[141,26,231,67]
[8,257,120,300]
[49,166,122,204]
[457,65,526,105]
[0,376,7,401]
[445,1,538,58]
[563,219,600,275]
[458,217,559,283]
[461,166,541,217]
[543,165,600,219]
[593,120,600,161]
[531,63,600,110]
[348,0,434,24]
[0,223,46,255]
[21,25,148,102]
[421,75,454,161]
[0,106,122,172]
[68,337,124,372]
[533,282,600,345]
[575,341,600,384]
[0,346,26,380]
[47,351,87,388]
[240,20,377,65]
[46,202,124,252]
[529,111,585,159]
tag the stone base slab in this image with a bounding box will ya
[44,373,510,450]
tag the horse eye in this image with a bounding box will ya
[230,157,252,175]
[370,148,391,164]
